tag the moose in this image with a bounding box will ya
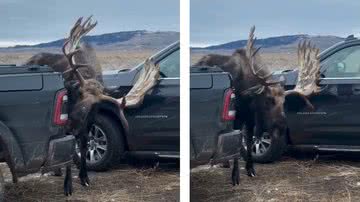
[195,26,321,185]
[195,26,287,185]
[23,16,159,196]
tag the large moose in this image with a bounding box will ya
[23,16,159,196]
[195,26,321,185]
[195,26,287,185]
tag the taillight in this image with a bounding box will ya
[222,88,236,121]
[53,89,68,126]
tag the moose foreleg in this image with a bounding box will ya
[79,134,90,187]
[245,124,256,177]
[231,157,240,185]
[64,165,73,196]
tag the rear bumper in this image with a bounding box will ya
[212,130,241,164]
[42,135,75,172]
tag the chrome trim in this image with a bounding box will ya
[158,154,179,158]
[322,77,360,80]
[159,77,180,80]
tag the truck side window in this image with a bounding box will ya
[322,45,360,78]
[158,49,180,78]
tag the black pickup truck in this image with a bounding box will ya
[190,66,239,167]
[76,41,180,170]
[0,65,75,198]
[250,35,360,163]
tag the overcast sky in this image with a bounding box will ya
[191,0,360,47]
[0,0,179,47]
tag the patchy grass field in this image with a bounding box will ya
[0,49,156,70]
[191,154,360,202]
[3,162,179,202]
[191,51,298,71]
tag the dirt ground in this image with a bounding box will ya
[3,161,179,202]
[191,153,360,202]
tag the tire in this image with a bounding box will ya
[74,114,125,171]
[241,128,287,163]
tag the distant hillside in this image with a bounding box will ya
[192,35,344,53]
[3,30,179,51]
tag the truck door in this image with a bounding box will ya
[127,49,180,152]
[294,44,360,146]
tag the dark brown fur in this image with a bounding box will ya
[25,41,105,195]
[195,49,286,130]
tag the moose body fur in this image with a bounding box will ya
[25,43,103,83]
[23,17,108,196]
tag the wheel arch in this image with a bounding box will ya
[0,121,25,180]
[96,101,130,151]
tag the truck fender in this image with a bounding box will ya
[97,100,129,136]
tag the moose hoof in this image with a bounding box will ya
[231,173,240,186]
[80,176,90,187]
[246,167,256,177]
[64,187,73,196]
[64,181,73,196]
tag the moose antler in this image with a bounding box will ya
[246,26,279,87]
[118,58,160,108]
[285,40,321,110]
[62,16,160,109]
[62,16,97,85]
[294,40,321,95]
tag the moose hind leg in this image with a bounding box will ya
[64,165,73,196]
[231,158,240,186]
[79,134,90,187]
[245,124,256,177]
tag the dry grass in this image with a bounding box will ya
[3,163,179,202]
[191,51,298,71]
[0,49,156,70]
[191,154,360,202]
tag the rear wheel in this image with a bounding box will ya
[241,128,287,163]
[74,114,125,171]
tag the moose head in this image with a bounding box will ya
[238,26,287,134]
